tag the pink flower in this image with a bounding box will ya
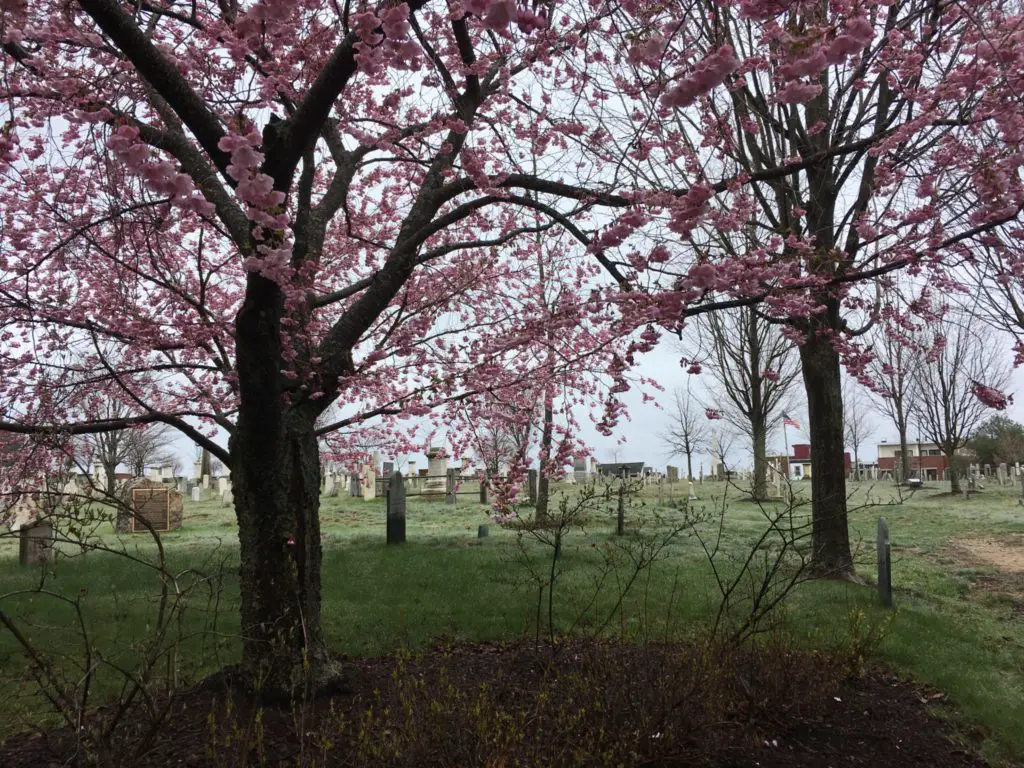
[972,382,1013,410]
[777,80,823,104]
[705,408,723,420]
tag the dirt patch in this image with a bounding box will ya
[0,641,988,768]
[958,535,1024,573]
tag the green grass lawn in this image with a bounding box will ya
[1,478,1023,764]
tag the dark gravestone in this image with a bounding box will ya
[19,520,54,566]
[477,524,489,538]
[386,472,406,545]
[446,468,458,505]
[877,516,892,607]
[479,478,489,505]
[528,469,538,505]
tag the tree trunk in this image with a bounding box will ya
[799,332,854,578]
[751,418,768,501]
[898,427,910,484]
[535,401,554,523]
[230,409,337,698]
[947,451,961,494]
[103,461,117,497]
[685,451,693,482]
[231,273,340,699]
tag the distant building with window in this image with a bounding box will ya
[876,440,963,481]
[788,443,851,480]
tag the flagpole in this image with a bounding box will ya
[782,418,789,479]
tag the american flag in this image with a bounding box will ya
[781,413,801,429]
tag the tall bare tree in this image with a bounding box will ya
[661,386,709,481]
[695,306,800,500]
[911,315,1011,494]
[868,323,918,484]
[123,424,177,479]
[842,378,876,481]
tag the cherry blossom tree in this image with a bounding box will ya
[598,0,1024,576]
[1,0,1021,693]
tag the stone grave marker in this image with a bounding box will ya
[362,465,376,501]
[349,472,360,497]
[218,476,229,495]
[191,487,200,503]
[424,449,447,500]
[324,472,335,496]
[445,468,458,505]
[19,520,54,566]
[688,481,697,500]
[666,465,679,484]
[998,463,1008,486]
[877,516,892,608]
[128,479,184,533]
[222,489,233,507]
[477,524,489,538]
[528,469,538,505]
[386,471,406,545]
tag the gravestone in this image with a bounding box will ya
[877,516,892,608]
[386,471,406,545]
[222,490,233,507]
[324,473,336,496]
[202,474,210,490]
[424,448,448,500]
[572,457,588,484]
[218,476,229,495]
[362,464,376,501]
[191,487,201,503]
[349,472,360,497]
[19,520,54,566]
[666,465,679,483]
[128,479,184,532]
[528,469,538,505]
[688,481,697,500]
[446,468,458,505]
[998,463,1008,486]
[477,524,489,538]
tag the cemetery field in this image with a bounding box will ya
[0,480,1023,764]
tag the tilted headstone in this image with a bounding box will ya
[386,471,406,545]
[445,468,458,505]
[877,516,892,608]
[528,469,538,505]
[19,520,54,566]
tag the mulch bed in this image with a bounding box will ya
[0,639,988,768]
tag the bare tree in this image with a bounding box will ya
[868,322,918,484]
[123,424,177,479]
[81,402,133,495]
[695,306,800,500]
[843,378,876,481]
[660,386,709,481]
[911,314,1011,494]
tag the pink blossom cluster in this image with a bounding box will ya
[350,7,420,76]
[106,125,213,215]
[662,46,739,109]
[972,382,1013,410]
